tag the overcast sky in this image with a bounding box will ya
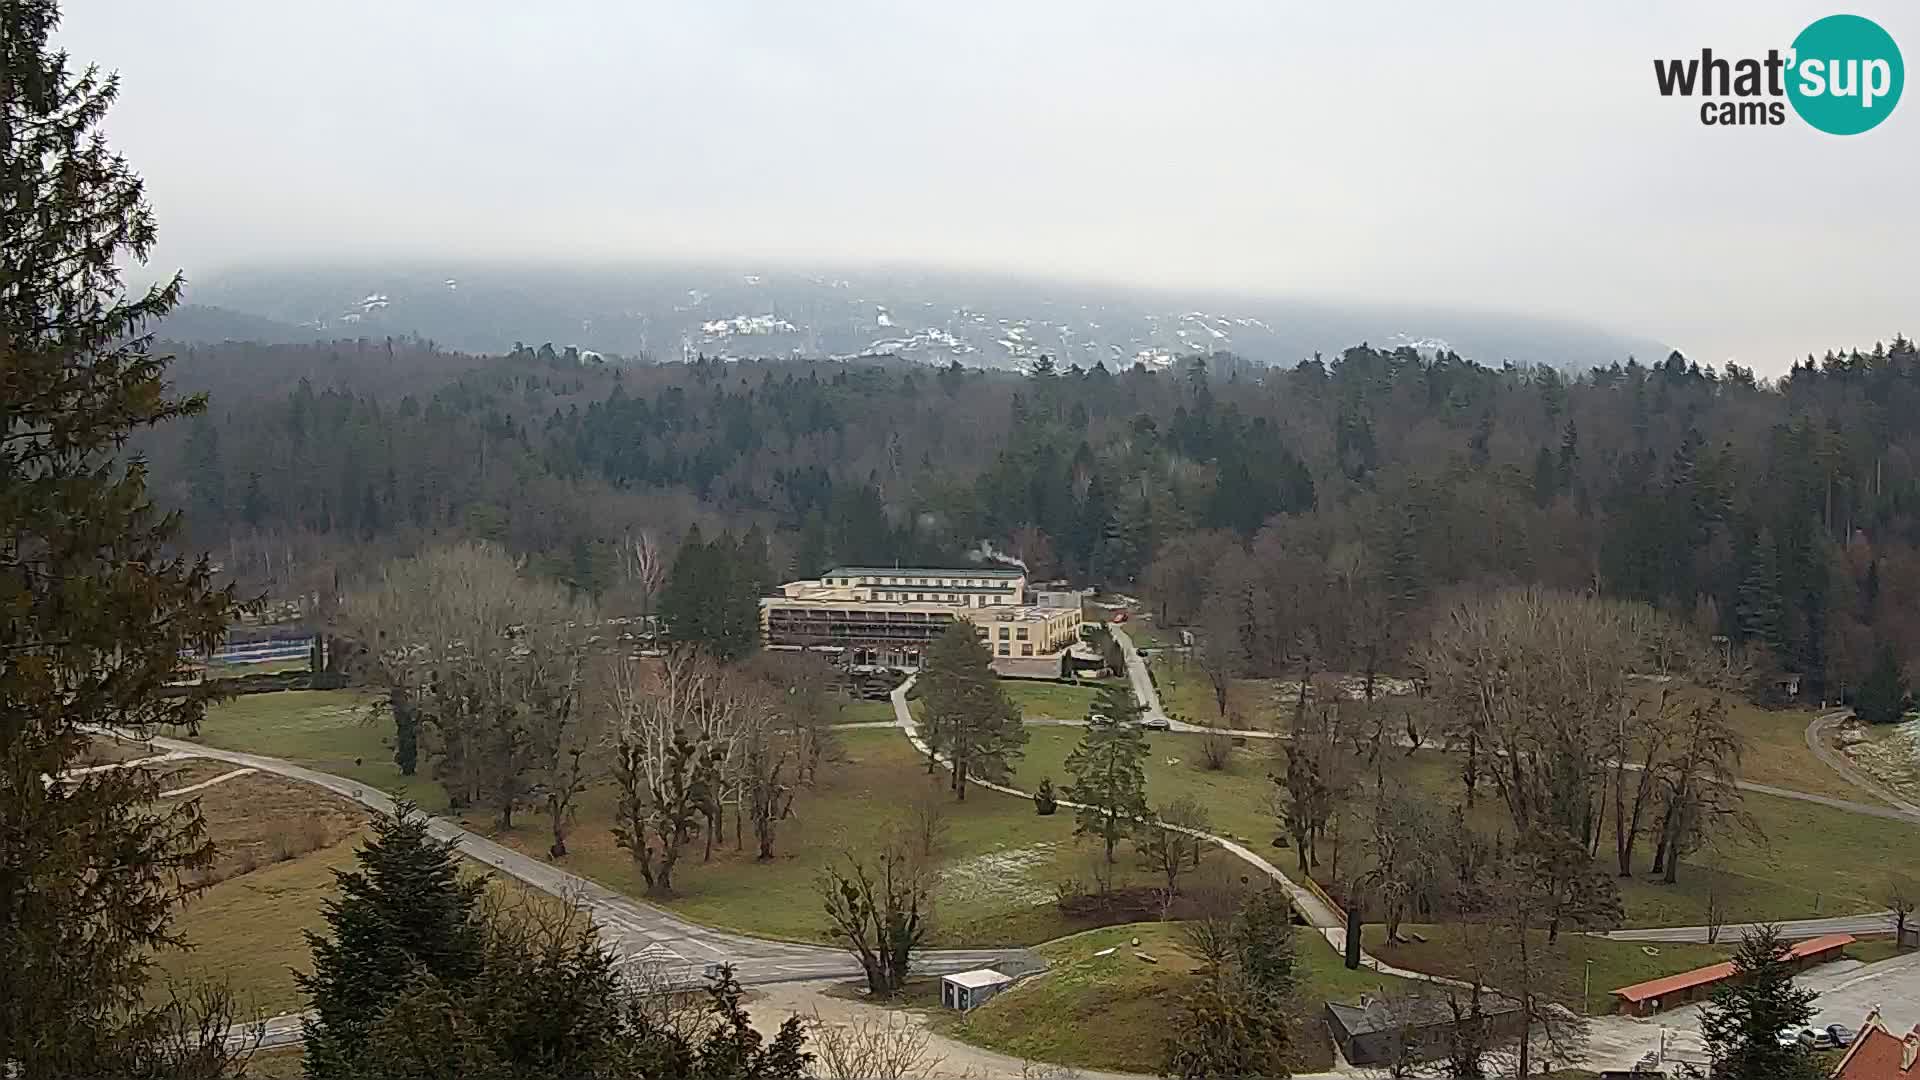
[58,1,1916,374]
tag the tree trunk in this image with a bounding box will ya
[1462,733,1479,807]
[1649,795,1674,875]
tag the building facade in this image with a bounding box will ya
[762,566,1083,675]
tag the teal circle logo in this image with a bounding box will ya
[1787,14,1903,134]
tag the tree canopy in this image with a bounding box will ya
[1,0,239,1071]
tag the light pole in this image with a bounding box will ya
[1584,958,1593,1016]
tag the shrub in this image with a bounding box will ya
[1034,775,1059,815]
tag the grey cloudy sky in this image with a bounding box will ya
[59,1,1916,374]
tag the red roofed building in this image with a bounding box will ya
[1607,934,1854,1017]
[1831,1008,1920,1080]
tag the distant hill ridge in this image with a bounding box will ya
[173,264,1669,372]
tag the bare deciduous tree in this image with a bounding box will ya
[1198,723,1234,771]
[805,1008,942,1080]
[1274,688,1358,874]
[346,541,592,836]
[752,649,842,786]
[817,838,934,998]
[603,648,724,893]
[1136,794,1211,903]
[1362,786,1439,944]
[904,781,949,860]
[1890,872,1917,946]
[617,528,667,619]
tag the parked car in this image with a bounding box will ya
[1827,1024,1857,1048]
[1088,712,1114,726]
[1139,716,1170,730]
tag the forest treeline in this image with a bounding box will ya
[146,334,1920,699]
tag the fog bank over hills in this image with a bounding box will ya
[170,264,1669,372]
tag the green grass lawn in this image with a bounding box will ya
[151,825,574,1020]
[151,833,361,1016]
[945,921,1412,1075]
[836,697,897,724]
[1148,655,1289,729]
[241,1047,306,1079]
[1010,723,1913,928]
[1847,936,1908,966]
[185,688,1915,939]
[1009,727,1281,844]
[1000,680,1108,721]
[184,691,1189,949]
[1365,924,1731,1015]
[1719,697,1862,801]
[188,690,445,810]
[1369,747,1914,926]
[465,729,1187,947]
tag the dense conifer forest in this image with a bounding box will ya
[149,336,1920,700]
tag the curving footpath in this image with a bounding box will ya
[884,677,1461,991]
[1116,627,1920,824]
[1114,629,1918,944]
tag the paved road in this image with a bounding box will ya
[1604,912,1906,944]
[137,734,1037,1044]
[1808,709,1920,818]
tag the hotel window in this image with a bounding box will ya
[1021,644,1033,656]
[997,643,1009,656]
[1016,627,1029,640]
[998,627,1010,639]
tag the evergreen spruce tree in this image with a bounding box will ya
[1,0,240,1072]
[659,524,712,648]
[1736,529,1784,653]
[1229,885,1299,1000]
[299,802,487,1078]
[1064,685,1151,864]
[1854,642,1908,725]
[1531,445,1556,507]
[1700,925,1823,1080]
[659,526,761,661]
[390,689,419,776]
[919,620,1025,799]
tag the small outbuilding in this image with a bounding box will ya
[1325,992,1525,1066]
[940,968,1014,1011]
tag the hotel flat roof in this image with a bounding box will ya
[763,597,1071,622]
[824,566,1024,580]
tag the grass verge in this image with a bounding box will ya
[942,921,1413,1075]
[1364,924,1731,1015]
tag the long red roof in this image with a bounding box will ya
[1610,934,1854,1003]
